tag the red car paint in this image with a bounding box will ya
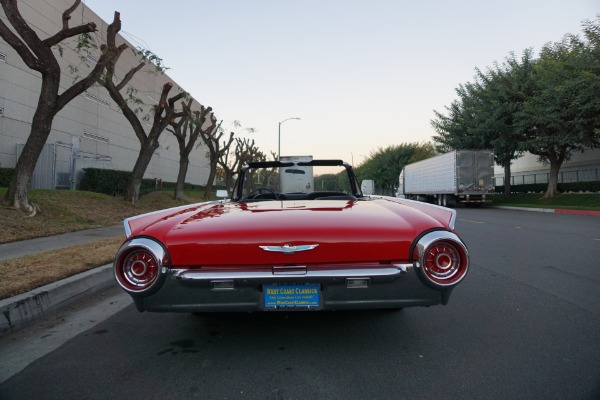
[127,198,453,267]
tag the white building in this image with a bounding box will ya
[494,149,600,187]
[0,0,210,189]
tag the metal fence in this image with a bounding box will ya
[17,141,74,190]
[494,166,600,187]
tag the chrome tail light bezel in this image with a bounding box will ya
[412,230,469,289]
[114,237,170,295]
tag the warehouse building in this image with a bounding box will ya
[0,0,210,190]
[494,150,600,188]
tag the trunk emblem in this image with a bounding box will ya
[259,244,319,254]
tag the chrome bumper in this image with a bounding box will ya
[131,263,448,312]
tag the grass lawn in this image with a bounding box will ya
[0,188,213,299]
[490,193,600,211]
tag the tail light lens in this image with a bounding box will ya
[114,238,169,294]
[413,231,469,288]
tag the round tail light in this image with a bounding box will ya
[413,231,469,288]
[422,241,464,284]
[117,249,159,291]
[114,238,169,294]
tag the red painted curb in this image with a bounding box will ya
[554,209,600,216]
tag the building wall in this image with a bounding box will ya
[494,149,600,176]
[0,0,210,188]
[493,149,600,187]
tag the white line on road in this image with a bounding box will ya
[458,219,485,224]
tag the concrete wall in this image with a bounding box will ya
[494,149,600,175]
[0,0,211,188]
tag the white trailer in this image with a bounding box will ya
[360,179,375,195]
[397,150,494,206]
[279,156,314,193]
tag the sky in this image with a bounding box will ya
[83,0,597,166]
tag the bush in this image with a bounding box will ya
[81,168,201,196]
[80,168,130,196]
[0,168,13,187]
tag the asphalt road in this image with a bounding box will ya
[1,208,599,400]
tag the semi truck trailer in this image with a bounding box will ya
[279,155,314,192]
[397,150,494,207]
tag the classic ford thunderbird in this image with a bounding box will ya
[114,159,469,312]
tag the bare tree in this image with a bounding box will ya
[168,100,217,201]
[101,37,186,203]
[219,137,262,192]
[0,0,118,215]
[200,128,234,200]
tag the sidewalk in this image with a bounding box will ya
[0,225,124,261]
[0,225,125,337]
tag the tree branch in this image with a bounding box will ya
[116,61,145,91]
[62,0,81,30]
[0,0,45,69]
[43,22,97,48]
[55,12,121,112]
[0,16,38,69]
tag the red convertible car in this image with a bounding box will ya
[114,160,469,312]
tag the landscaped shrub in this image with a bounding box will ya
[0,168,13,187]
[80,168,130,195]
[81,168,202,196]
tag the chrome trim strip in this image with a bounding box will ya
[123,219,132,238]
[171,264,413,281]
[449,208,457,230]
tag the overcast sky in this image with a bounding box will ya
[84,0,597,165]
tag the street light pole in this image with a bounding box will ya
[278,117,301,161]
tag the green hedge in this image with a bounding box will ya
[80,168,200,196]
[496,180,600,193]
[80,168,130,195]
[0,168,13,187]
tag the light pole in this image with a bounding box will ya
[278,117,301,161]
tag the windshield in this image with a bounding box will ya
[232,160,362,201]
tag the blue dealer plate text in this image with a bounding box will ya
[263,284,320,310]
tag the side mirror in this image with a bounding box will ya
[216,189,228,200]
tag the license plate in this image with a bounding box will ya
[263,284,320,310]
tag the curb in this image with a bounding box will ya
[0,264,115,338]
[492,206,600,216]
[553,208,600,216]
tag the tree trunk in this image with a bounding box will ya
[226,173,234,193]
[503,159,512,195]
[545,158,561,198]
[124,139,159,203]
[3,82,57,215]
[204,157,218,200]
[174,155,189,201]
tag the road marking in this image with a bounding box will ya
[458,219,485,224]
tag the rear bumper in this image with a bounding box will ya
[129,264,448,312]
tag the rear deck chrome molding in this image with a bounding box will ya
[171,264,413,281]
